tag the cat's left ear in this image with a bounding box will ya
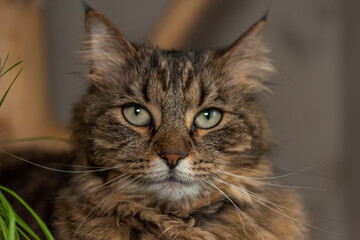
[85,9,137,77]
[220,14,275,94]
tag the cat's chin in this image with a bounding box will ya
[144,180,203,203]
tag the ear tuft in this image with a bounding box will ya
[260,9,269,22]
[83,1,95,15]
[222,14,275,95]
[84,10,136,84]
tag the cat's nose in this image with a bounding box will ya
[159,151,187,169]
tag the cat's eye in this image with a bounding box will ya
[194,109,222,129]
[122,104,151,126]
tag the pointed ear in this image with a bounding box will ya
[221,15,275,94]
[85,10,136,74]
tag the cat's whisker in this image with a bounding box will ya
[205,179,250,240]
[172,231,180,240]
[244,188,336,236]
[74,188,122,237]
[206,180,264,240]
[216,168,325,191]
[211,176,305,240]
[215,183,266,240]
[0,149,127,173]
[217,160,325,180]
[158,225,172,239]
[95,173,130,191]
[74,176,140,238]
[55,163,114,169]
[214,176,339,238]
[199,181,211,212]
[52,174,131,201]
[204,179,248,239]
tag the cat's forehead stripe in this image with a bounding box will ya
[155,50,206,93]
[134,47,222,112]
[144,49,194,94]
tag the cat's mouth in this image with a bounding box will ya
[142,171,202,201]
[167,176,177,182]
[145,167,195,185]
[164,176,190,184]
[157,176,191,185]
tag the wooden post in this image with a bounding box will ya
[150,0,210,50]
[0,0,68,151]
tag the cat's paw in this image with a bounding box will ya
[116,201,217,240]
[160,225,217,240]
[116,201,168,223]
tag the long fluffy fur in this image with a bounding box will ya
[54,10,308,239]
[1,10,308,240]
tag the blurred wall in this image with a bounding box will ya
[44,0,348,239]
[343,1,360,238]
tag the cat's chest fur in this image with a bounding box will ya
[53,170,306,239]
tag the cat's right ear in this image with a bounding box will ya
[219,14,275,94]
[85,9,136,78]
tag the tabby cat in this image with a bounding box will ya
[1,8,309,240]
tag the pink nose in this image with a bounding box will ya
[160,152,186,169]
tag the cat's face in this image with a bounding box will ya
[72,11,274,204]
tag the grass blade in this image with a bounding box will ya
[0,187,54,240]
[2,196,15,240]
[0,191,15,240]
[16,227,31,240]
[0,200,41,240]
[14,228,19,240]
[0,67,23,107]
[0,53,9,75]
[0,61,23,79]
[14,215,41,240]
[0,54,52,239]
[0,215,9,239]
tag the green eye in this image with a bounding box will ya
[194,109,222,129]
[122,105,151,126]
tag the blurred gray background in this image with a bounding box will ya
[43,0,359,239]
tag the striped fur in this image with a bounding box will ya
[52,10,308,239]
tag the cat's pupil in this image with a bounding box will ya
[134,106,141,116]
[204,111,211,120]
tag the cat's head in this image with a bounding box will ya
[72,10,274,205]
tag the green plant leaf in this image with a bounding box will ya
[14,215,40,240]
[0,54,54,240]
[0,191,15,240]
[0,215,10,239]
[0,61,23,79]
[0,67,23,107]
[0,187,54,240]
[0,53,9,75]
[16,227,31,240]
